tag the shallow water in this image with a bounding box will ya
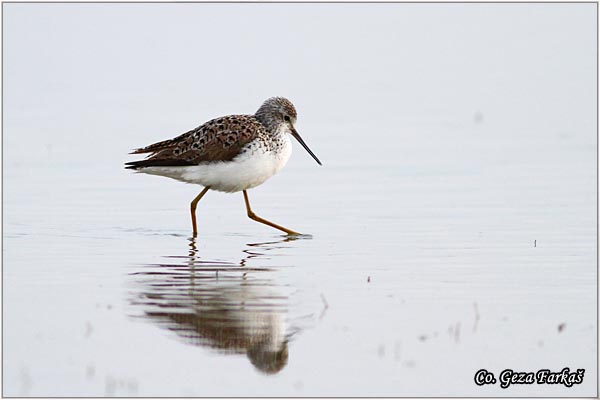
[3,3,598,397]
[4,126,597,396]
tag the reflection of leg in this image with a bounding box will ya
[190,187,210,235]
[242,190,300,235]
[188,236,198,286]
[188,235,198,257]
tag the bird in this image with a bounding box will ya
[125,97,321,236]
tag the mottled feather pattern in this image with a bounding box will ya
[126,115,270,169]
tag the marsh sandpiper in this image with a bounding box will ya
[125,97,321,236]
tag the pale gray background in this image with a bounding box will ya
[3,3,597,396]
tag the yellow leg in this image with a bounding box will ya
[190,187,210,235]
[243,190,300,235]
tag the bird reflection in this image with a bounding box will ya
[128,235,303,374]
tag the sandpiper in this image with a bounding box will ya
[125,97,321,236]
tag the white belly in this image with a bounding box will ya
[137,137,292,193]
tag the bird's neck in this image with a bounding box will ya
[255,114,286,137]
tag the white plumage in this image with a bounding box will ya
[138,136,293,193]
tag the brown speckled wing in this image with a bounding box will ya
[125,115,263,169]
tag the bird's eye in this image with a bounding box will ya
[284,116,290,122]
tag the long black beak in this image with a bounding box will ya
[290,127,322,166]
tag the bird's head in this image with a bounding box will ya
[255,97,322,166]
